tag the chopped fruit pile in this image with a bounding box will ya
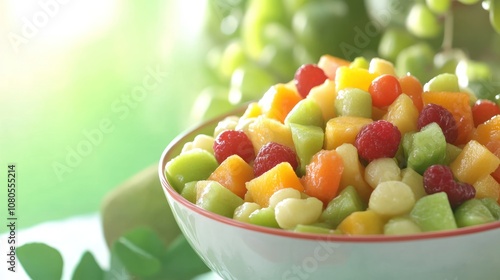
[165,55,500,236]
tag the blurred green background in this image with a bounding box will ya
[0,0,216,229]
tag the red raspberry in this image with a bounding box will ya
[354,120,401,162]
[418,104,458,143]
[213,130,255,164]
[294,64,328,98]
[423,165,476,208]
[253,142,298,177]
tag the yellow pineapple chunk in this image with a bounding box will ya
[473,175,500,201]
[335,66,379,92]
[335,143,372,203]
[247,115,295,154]
[307,79,337,122]
[450,140,500,184]
[337,210,385,235]
[324,116,373,150]
[241,102,262,119]
[383,94,419,135]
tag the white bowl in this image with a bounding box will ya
[159,108,500,280]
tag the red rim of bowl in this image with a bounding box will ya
[158,106,500,243]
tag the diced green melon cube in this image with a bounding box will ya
[480,198,500,220]
[406,123,447,174]
[443,143,462,165]
[284,99,325,128]
[335,88,372,118]
[181,181,197,203]
[196,181,244,218]
[410,192,458,232]
[454,199,496,227]
[249,207,280,228]
[165,149,219,193]
[320,185,366,228]
[289,123,324,175]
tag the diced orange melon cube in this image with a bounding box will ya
[450,140,500,185]
[335,66,379,92]
[301,150,344,205]
[422,91,475,145]
[307,79,337,122]
[247,115,295,154]
[208,155,255,199]
[399,74,424,112]
[337,210,385,235]
[258,84,302,123]
[383,94,419,135]
[472,116,500,183]
[335,143,373,203]
[246,162,304,207]
[473,175,500,201]
[324,116,373,150]
[318,54,350,80]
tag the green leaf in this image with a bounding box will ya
[104,246,130,280]
[17,243,63,280]
[113,227,164,277]
[71,251,104,280]
[158,235,211,280]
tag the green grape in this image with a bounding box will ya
[292,0,376,61]
[406,3,442,38]
[218,40,247,80]
[455,59,493,86]
[259,45,298,81]
[283,0,308,17]
[378,27,418,62]
[191,86,235,123]
[495,94,500,106]
[292,1,350,61]
[426,0,451,14]
[228,63,277,104]
[457,0,481,4]
[396,43,436,83]
[241,0,288,60]
[258,23,299,79]
[453,1,497,57]
[491,0,500,33]
[433,49,466,74]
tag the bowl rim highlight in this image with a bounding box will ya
[158,105,500,243]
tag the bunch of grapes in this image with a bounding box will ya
[192,0,378,122]
[191,0,500,123]
[375,0,500,103]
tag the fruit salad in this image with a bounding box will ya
[164,55,500,235]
